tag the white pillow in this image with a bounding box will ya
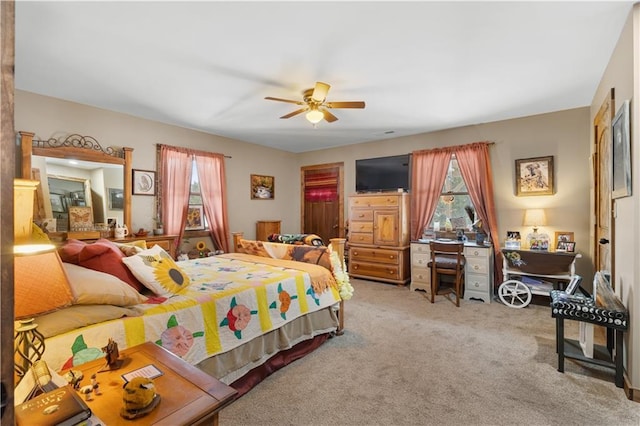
[63,263,147,306]
[121,245,191,297]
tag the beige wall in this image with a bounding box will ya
[590,4,638,392]
[15,90,301,244]
[299,107,593,281]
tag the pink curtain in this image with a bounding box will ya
[410,148,452,240]
[159,146,192,247]
[195,154,230,253]
[454,142,502,284]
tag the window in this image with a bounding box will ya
[430,156,474,230]
[186,160,208,230]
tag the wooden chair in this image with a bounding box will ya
[428,240,466,307]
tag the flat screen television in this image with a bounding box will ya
[356,154,411,193]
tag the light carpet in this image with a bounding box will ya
[219,278,640,425]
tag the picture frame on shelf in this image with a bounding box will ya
[50,193,64,213]
[612,100,631,199]
[564,241,576,253]
[554,231,574,251]
[250,174,275,200]
[132,169,156,196]
[69,206,93,231]
[185,205,205,230]
[515,156,554,196]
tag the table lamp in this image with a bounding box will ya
[523,208,548,249]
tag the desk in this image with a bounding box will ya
[410,241,494,303]
[65,342,237,425]
[550,272,628,387]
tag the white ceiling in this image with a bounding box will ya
[15,1,635,153]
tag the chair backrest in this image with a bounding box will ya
[429,240,465,271]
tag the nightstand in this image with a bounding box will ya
[64,342,237,425]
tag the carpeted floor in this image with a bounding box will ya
[219,278,640,425]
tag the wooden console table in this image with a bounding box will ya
[550,272,628,387]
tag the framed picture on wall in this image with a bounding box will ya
[250,174,275,200]
[132,169,156,196]
[108,188,124,210]
[515,156,554,196]
[612,100,631,199]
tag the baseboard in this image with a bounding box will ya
[624,376,640,402]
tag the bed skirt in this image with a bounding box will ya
[196,305,339,396]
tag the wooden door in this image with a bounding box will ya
[594,89,614,276]
[301,163,344,243]
[374,209,400,246]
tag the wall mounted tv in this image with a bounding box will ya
[355,154,412,193]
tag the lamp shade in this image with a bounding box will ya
[523,209,547,227]
[306,109,324,124]
[14,247,74,319]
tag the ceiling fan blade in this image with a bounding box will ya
[322,109,339,123]
[265,96,305,105]
[280,107,308,119]
[324,101,366,109]
[311,82,331,102]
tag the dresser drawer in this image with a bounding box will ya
[464,246,490,258]
[147,240,170,252]
[350,261,401,281]
[350,209,373,221]
[465,273,490,292]
[411,243,430,255]
[412,253,430,268]
[411,269,430,283]
[350,247,400,265]
[350,221,373,233]
[350,195,400,208]
[349,233,373,245]
[466,257,489,274]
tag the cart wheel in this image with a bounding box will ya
[498,279,532,308]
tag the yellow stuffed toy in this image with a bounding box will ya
[121,377,161,419]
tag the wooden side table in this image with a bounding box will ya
[63,342,237,425]
[256,220,281,241]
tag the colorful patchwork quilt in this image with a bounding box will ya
[41,254,341,372]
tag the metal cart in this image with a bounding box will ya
[498,248,581,308]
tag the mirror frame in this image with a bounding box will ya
[19,131,133,232]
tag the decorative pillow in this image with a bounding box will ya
[58,239,144,292]
[14,250,74,319]
[122,245,191,297]
[63,263,147,306]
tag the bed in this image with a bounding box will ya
[23,233,350,396]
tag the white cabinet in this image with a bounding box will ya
[410,241,494,303]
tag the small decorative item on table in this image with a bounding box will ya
[121,377,161,420]
[102,338,122,370]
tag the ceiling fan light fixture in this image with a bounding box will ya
[306,109,324,124]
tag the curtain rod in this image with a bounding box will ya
[155,143,231,158]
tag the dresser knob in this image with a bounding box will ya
[474,265,480,270]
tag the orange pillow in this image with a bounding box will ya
[59,239,144,292]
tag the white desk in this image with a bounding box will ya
[410,240,494,303]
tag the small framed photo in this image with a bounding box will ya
[554,231,574,251]
[108,188,124,210]
[250,174,275,200]
[50,193,65,213]
[564,241,576,253]
[133,169,156,196]
[515,156,554,196]
[42,218,57,233]
[69,206,93,231]
[612,100,631,199]
[185,205,204,230]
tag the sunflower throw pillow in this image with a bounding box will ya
[122,245,191,297]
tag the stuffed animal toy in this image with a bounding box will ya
[121,377,160,419]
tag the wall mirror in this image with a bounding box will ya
[20,131,132,234]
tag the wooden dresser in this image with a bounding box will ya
[348,192,410,285]
[256,220,281,241]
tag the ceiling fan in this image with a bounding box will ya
[265,81,365,124]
